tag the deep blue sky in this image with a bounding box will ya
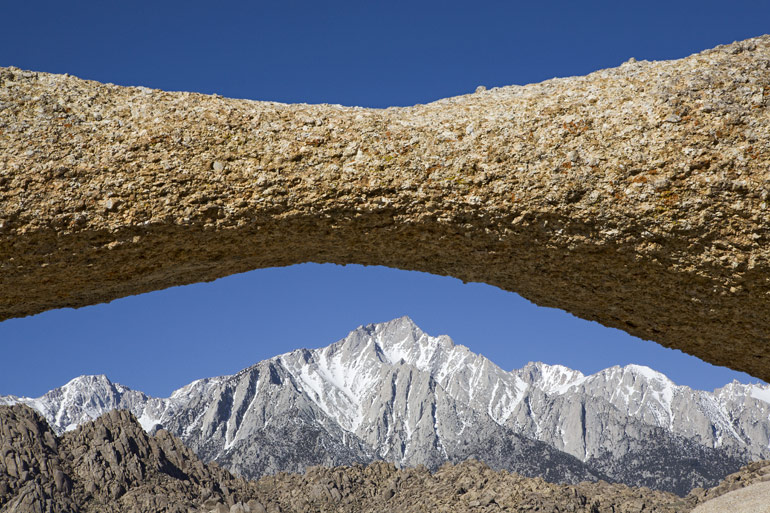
[1,1,767,397]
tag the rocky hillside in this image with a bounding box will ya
[0,404,256,512]
[1,403,728,513]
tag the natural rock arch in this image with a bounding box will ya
[1,36,769,380]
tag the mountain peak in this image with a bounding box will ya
[366,317,458,368]
[518,362,586,393]
[622,364,672,384]
[373,315,421,334]
[63,374,113,387]
[54,374,141,398]
[390,314,418,326]
[339,316,424,348]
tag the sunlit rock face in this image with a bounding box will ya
[1,35,770,379]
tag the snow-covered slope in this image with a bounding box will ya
[275,317,770,464]
[0,374,164,433]
[3,316,768,494]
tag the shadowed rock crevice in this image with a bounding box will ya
[1,35,770,379]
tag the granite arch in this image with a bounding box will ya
[1,36,769,379]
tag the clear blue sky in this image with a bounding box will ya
[1,1,767,397]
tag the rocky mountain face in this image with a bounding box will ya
[0,404,257,513]
[5,403,770,513]
[6,402,743,513]
[4,317,770,495]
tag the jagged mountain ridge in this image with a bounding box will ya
[3,403,717,513]
[3,316,769,494]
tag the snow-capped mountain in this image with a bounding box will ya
[3,316,769,495]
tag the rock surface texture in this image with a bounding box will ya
[0,404,255,513]
[692,482,770,513]
[1,36,770,378]
[8,403,760,513]
[689,459,770,511]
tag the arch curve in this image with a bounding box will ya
[1,36,770,380]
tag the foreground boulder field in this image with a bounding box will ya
[2,35,770,380]
[3,404,769,513]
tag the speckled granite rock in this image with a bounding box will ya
[1,36,769,379]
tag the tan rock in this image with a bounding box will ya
[692,481,770,513]
[1,36,770,379]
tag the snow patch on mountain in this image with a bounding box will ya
[749,385,770,404]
